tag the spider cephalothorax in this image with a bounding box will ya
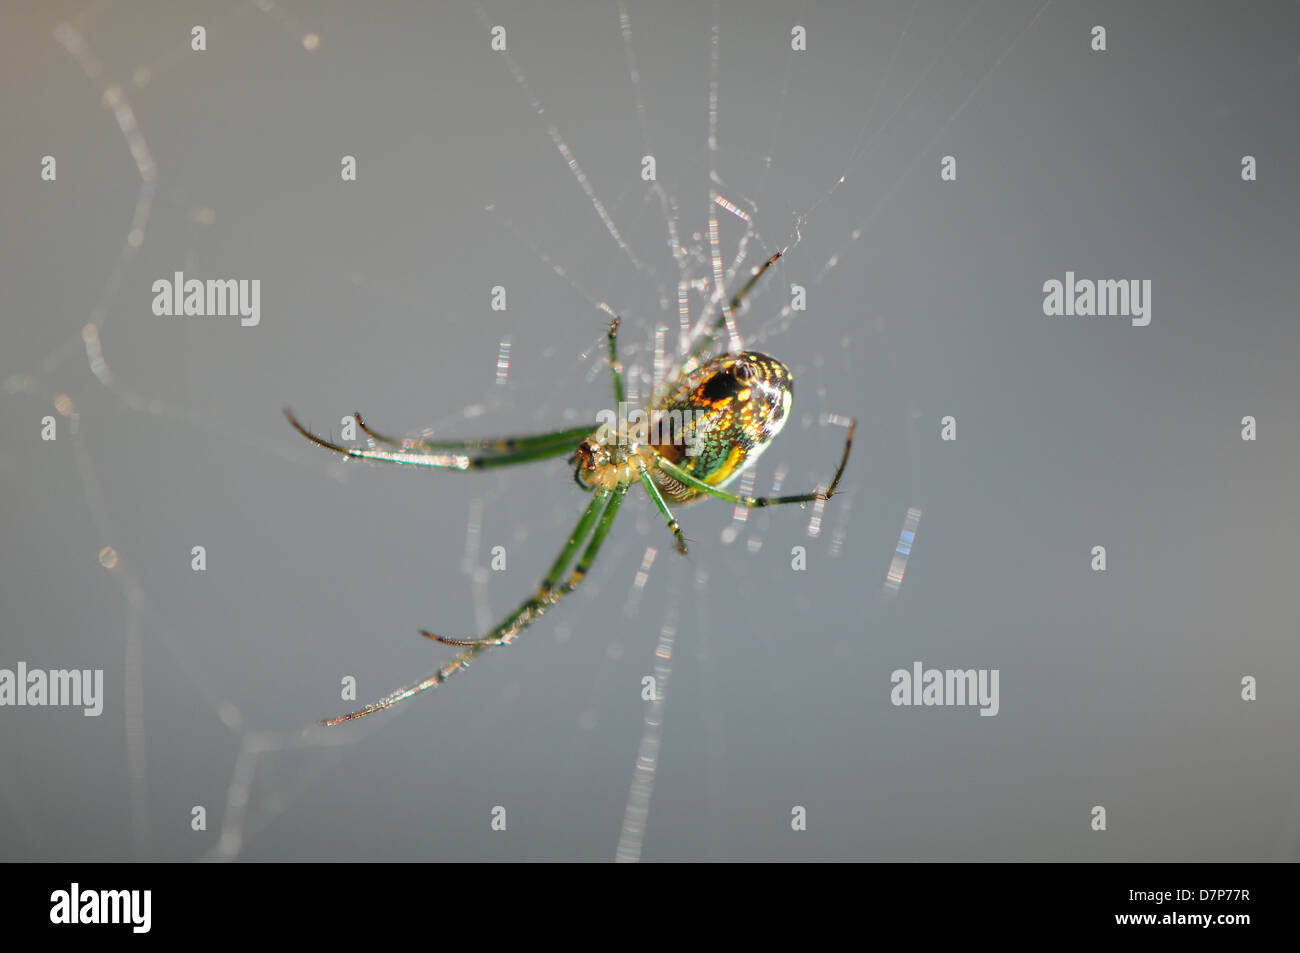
[286,249,855,725]
[571,432,634,491]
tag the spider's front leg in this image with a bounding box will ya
[285,408,589,471]
[606,315,626,407]
[352,411,592,457]
[680,248,784,374]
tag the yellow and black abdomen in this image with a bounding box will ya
[648,352,793,504]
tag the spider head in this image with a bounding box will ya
[572,438,611,490]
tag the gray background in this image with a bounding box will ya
[2,0,1298,861]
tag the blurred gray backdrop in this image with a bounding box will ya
[2,0,1298,861]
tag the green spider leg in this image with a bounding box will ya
[606,316,626,407]
[321,486,628,725]
[285,408,589,471]
[353,411,592,457]
[652,417,857,507]
[426,485,610,648]
[635,459,688,556]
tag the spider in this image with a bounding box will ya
[286,250,855,725]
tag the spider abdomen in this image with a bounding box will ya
[647,352,793,504]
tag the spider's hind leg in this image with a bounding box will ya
[418,485,629,649]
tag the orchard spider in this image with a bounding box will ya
[286,250,854,725]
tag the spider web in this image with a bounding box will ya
[0,0,1055,863]
[23,0,1295,863]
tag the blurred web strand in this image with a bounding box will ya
[757,0,805,174]
[885,506,924,593]
[615,580,680,862]
[18,17,315,463]
[475,1,656,281]
[652,325,669,394]
[461,497,495,633]
[812,0,1053,285]
[203,727,352,863]
[828,485,855,558]
[683,194,758,358]
[719,468,757,547]
[843,0,925,166]
[484,205,621,326]
[715,191,764,303]
[494,337,512,386]
[618,0,652,153]
[46,18,158,861]
[703,0,743,356]
[31,8,366,865]
[742,0,1051,354]
[677,277,704,357]
[53,21,156,344]
[707,200,741,354]
[623,546,658,618]
[798,0,951,225]
[617,1,689,282]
